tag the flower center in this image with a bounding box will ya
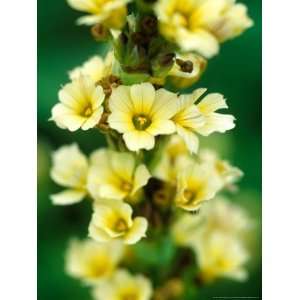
[81,104,93,117]
[132,114,151,130]
[121,181,132,193]
[183,189,196,203]
[114,219,128,233]
[121,292,138,300]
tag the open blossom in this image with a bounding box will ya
[199,149,243,188]
[197,93,236,136]
[171,197,252,248]
[51,76,105,131]
[87,149,151,201]
[172,88,206,153]
[155,0,253,58]
[65,238,124,285]
[195,231,249,282]
[108,83,177,151]
[169,53,207,88]
[50,144,88,205]
[175,161,223,211]
[89,199,148,244]
[69,51,114,83]
[67,0,131,28]
[200,197,252,236]
[93,269,153,300]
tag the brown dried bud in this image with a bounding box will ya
[175,58,194,73]
[141,15,158,36]
[160,53,175,67]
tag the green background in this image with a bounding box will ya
[38,0,262,299]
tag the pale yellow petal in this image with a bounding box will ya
[108,111,135,133]
[146,119,176,135]
[132,165,151,195]
[150,89,178,120]
[99,184,128,200]
[176,125,199,154]
[177,28,219,58]
[81,107,103,130]
[198,93,227,115]
[110,152,135,182]
[198,113,235,136]
[91,85,105,109]
[88,223,112,242]
[109,85,134,114]
[124,217,148,244]
[51,189,86,205]
[130,83,156,115]
[123,131,155,151]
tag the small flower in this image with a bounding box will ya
[155,0,253,58]
[195,231,249,282]
[50,144,88,205]
[172,88,206,153]
[93,269,153,300]
[108,83,177,151]
[69,51,114,84]
[87,149,151,201]
[200,197,253,236]
[199,149,243,187]
[175,161,222,211]
[169,53,207,88]
[65,238,124,285]
[197,93,235,136]
[89,199,148,244]
[67,0,131,28]
[50,76,105,131]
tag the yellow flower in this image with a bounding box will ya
[155,0,253,58]
[172,88,206,153]
[195,231,249,282]
[87,149,151,201]
[89,199,148,244]
[50,144,88,205]
[197,93,236,136]
[65,238,124,285]
[108,83,177,151]
[198,149,243,187]
[69,51,114,83]
[67,0,131,28]
[200,197,252,236]
[93,269,153,300]
[169,53,207,88]
[51,76,105,131]
[175,161,222,211]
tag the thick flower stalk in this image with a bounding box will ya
[49,0,254,298]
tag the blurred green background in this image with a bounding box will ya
[38,0,261,299]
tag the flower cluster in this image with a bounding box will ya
[49,0,254,298]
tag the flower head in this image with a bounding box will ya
[69,51,114,84]
[50,144,88,205]
[198,149,243,188]
[87,149,151,201]
[93,269,153,300]
[51,76,105,131]
[108,83,177,151]
[67,0,131,28]
[65,238,124,285]
[155,0,253,58]
[195,231,249,282]
[89,199,148,244]
[197,93,236,136]
[175,161,222,211]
